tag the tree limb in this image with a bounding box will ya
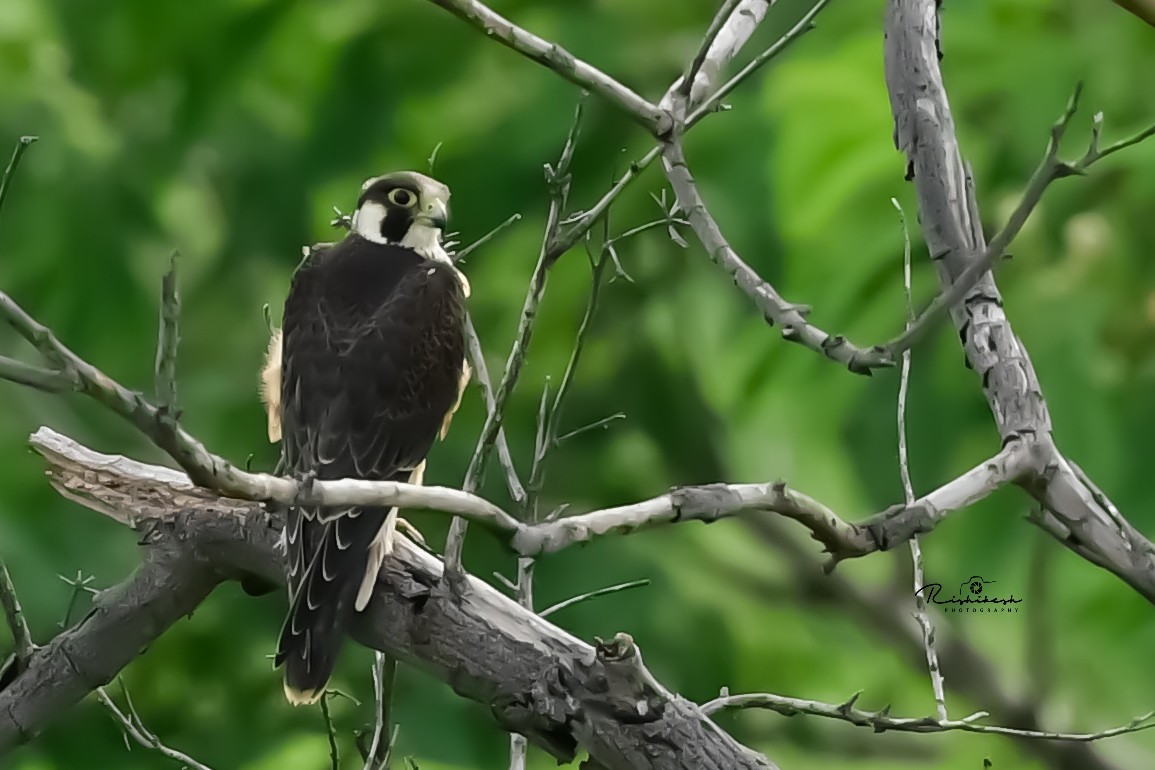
[662,139,893,374]
[883,0,1155,606]
[425,0,671,137]
[0,431,778,770]
[701,690,1155,742]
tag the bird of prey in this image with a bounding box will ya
[264,171,471,705]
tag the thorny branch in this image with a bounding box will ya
[701,690,1155,742]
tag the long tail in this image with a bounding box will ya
[274,506,391,705]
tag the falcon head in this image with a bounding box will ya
[352,171,451,261]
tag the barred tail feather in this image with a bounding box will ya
[275,506,388,705]
[275,551,360,705]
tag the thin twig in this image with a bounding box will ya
[0,555,33,668]
[0,136,37,217]
[465,316,526,504]
[526,229,612,507]
[700,689,1155,742]
[154,250,181,412]
[362,652,398,770]
[0,356,76,393]
[321,692,340,770]
[1026,528,1055,705]
[893,198,947,721]
[452,208,530,505]
[96,681,213,770]
[539,579,651,618]
[58,569,97,628]
[554,412,625,445]
[884,83,1155,355]
[445,98,585,577]
[425,0,670,136]
[453,212,522,264]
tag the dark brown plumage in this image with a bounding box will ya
[273,172,467,704]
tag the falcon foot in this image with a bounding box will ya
[395,517,427,549]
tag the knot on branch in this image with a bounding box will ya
[861,502,935,552]
[490,663,579,762]
[668,483,736,522]
[561,633,666,726]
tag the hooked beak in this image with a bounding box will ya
[419,198,449,230]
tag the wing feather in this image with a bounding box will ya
[276,238,467,696]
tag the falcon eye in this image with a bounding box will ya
[387,188,416,207]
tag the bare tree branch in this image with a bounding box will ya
[884,0,1155,606]
[425,0,671,136]
[733,514,1132,770]
[701,690,1155,742]
[539,579,650,619]
[668,0,775,113]
[320,694,340,770]
[154,250,181,413]
[883,84,1155,355]
[450,214,529,505]
[662,139,893,374]
[96,681,214,770]
[0,136,36,215]
[0,556,34,670]
[0,433,779,770]
[684,0,829,126]
[360,652,397,770]
[445,99,585,577]
[891,198,947,722]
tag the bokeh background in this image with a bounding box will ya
[2,0,1155,768]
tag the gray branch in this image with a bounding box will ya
[426,0,671,136]
[0,431,777,770]
[883,0,1155,605]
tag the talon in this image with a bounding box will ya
[273,528,288,556]
[291,470,318,508]
[396,517,426,548]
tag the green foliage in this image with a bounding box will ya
[2,0,1155,768]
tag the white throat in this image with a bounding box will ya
[400,222,451,265]
[351,201,451,265]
